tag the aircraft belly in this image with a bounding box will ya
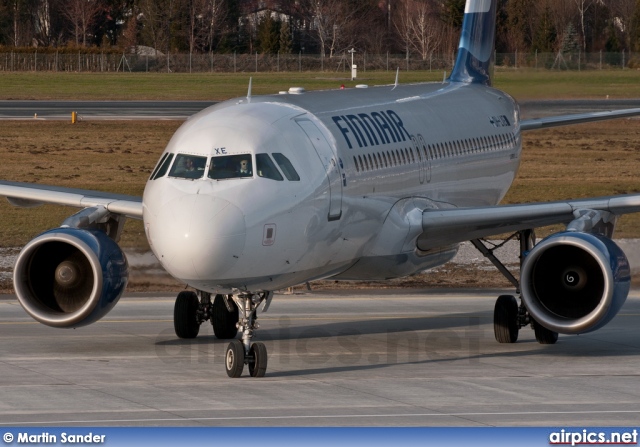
[185,260,356,293]
[330,245,459,281]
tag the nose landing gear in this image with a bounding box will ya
[224,292,272,378]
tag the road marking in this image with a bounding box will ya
[2,409,640,425]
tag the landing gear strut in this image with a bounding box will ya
[224,292,272,378]
[472,229,558,345]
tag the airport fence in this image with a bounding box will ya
[0,51,635,73]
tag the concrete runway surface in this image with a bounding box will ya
[1,289,640,427]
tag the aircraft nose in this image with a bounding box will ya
[151,194,246,280]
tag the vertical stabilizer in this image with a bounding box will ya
[448,0,497,86]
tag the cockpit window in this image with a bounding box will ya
[208,155,253,180]
[272,153,300,181]
[256,154,284,181]
[152,153,174,180]
[150,153,169,180]
[168,154,207,179]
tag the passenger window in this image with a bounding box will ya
[272,153,300,181]
[168,154,207,180]
[152,153,174,180]
[208,154,253,180]
[256,154,283,181]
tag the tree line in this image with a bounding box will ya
[1,0,639,58]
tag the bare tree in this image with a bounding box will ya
[138,0,169,54]
[8,0,33,46]
[548,0,575,45]
[62,0,102,46]
[120,9,138,50]
[186,0,226,53]
[33,0,51,45]
[609,0,637,48]
[394,0,442,60]
[574,0,595,50]
[301,0,359,57]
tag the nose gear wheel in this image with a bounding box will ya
[223,292,271,378]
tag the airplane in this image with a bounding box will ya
[3,0,640,378]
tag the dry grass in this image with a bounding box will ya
[504,118,640,237]
[0,120,180,247]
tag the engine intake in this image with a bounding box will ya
[14,228,129,328]
[521,232,630,334]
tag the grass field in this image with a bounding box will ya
[1,69,640,100]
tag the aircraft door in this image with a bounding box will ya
[297,119,343,221]
[418,134,432,183]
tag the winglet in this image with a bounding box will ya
[392,68,399,90]
[448,0,497,86]
[247,77,253,103]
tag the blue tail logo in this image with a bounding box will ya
[449,0,497,86]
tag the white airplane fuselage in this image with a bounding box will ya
[142,81,522,294]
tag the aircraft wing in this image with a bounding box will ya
[0,180,143,218]
[520,108,640,131]
[418,194,640,250]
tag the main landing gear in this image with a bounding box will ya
[173,290,273,378]
[472,229,559,345]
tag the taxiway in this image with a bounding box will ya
[1,290,640,426]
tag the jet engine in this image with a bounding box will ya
[520,232,630,335]
[13,228,128,328]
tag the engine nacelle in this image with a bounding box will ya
[521,232,630,335]
[13,228,129,328]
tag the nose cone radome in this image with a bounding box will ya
[151,194,246,281]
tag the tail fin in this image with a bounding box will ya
[448,0,497,86]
